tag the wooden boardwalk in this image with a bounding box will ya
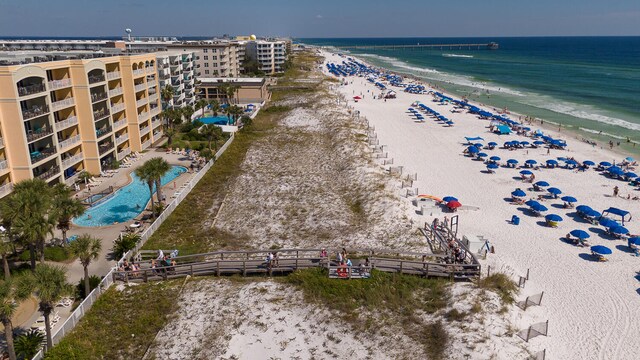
[114,247,481,283]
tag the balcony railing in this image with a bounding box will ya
[36,165,60,181]
[61,152,83,169]
[138,112,150,121]
[22,105,49,120]
[150,106,161,116]
[55,116,78,131]
[134,83,146,92]
[148,94,159,103]
[106,71,120,80]
[151,119,162,129]
[146,66,155,74]
[30,148,57,164]
[99,143,114,155]
[48,78,72,91]
[115,133,129,145]
[153,129,163,138]
[27,127,54,143]
[136,98,147,108]
[0,137,4,148]
[0,183,13,197]
[93,108,110,121]
[113,118,127,129]
[147,80,157,88]
[58,134,81,149]
[18,83,46,97]
[96,126,113,138]
[51,97,75,111]
[132,69,145,77]
[141,139,151,150]
[139,126,151,136]
[0,159,8,170]
[111,103,125,113]
[108,87,123,97]
[118,147,131,159]
[64,172,80,186]
[88,75,105,84]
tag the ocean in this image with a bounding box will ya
[302,37,640,151]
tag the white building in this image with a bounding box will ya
[245,40,287,75]
[155,51,197,108]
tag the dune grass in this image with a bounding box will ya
[477,273,519,304]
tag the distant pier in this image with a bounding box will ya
[333,42,499,51]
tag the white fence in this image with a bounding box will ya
[32,134,235,359]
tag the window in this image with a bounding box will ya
[204,56,208,60]
[212,63,218,67]
[212,56,218,60]
[205,70,210,75]
[204,63,209,67]
[211,48,217,53]
[203,49,208,53]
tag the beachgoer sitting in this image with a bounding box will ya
[591,251,607,262]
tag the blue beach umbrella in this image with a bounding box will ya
[535,181,550,187]
[490,156,501,161]
[520,170,533,175]
[474,143,484,148]
[546,159,559,166]
[599,218,619,228]
[520,141,530,146]
[576,205,593,213]
[533,140,545,145]
[545,214,563,222]
[599,161,612,167]
[548,187,562,195]
[511,189,526,197]
[507,159,519,165]
[570,230,590,239]
[583,160,596,166]
[488,142,498,147]
[625,172,637,178]
[561,196,578,203]
[525,159,537,165]
[610,226,629,235]
[487,163,499,169]
[591,245,612,255]
[530,203,548,212]
[565,159,578,165]
[625,157,634,162]
[525,199,540,207]
[629,237,640,246]
[467,146,479,154]
[477,153,488,158]
[442,196,458,203]
[607,166,624,176]
[584,209,602,218]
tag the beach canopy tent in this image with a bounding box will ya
[512,189,526,197]
[548,187,562,195]
[490,156,501,161]
[561,196,578,203]
[545,214,563,222]
[496,125,511,135]
[599,161,612,167]
[465,136,484,143]
[443,196,458,203]
[583,160,596,166]
[591,245,612,255]
[526,159,537,165]
[570,229,590,239]
[601,207,632,223]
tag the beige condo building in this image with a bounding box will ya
[167,41,243,78]
[0,53,164,199]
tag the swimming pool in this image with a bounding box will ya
[200,116,231,125]
[73,166,187,227]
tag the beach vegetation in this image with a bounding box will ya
[18,246,72,263]
[68,234,102,297]
[112,233,140,260]
[76,275,101,299]
[43,281,181,360]
[477,273,519,304]
[0,278,31,360]
[14,329,45,359]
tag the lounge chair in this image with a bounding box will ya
[591,251,608,262]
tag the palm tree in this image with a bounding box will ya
[14,329,44,360]
[201,124,223,151]
[181,105,194,124]
[217,83,230,104]
[0,240,13,281]
[226,84,240,105]
[223,105,233,125]
[195,99,208,117]
[165,128,175,146]
[17,264,72,351]
[161,84,174,109]
[134,163,156,214]
[208,99,221,117]
[14,214,54,266]
[229,105,244,126]
[148,157,171,206]
[68,234,102,298]
[0,279,30,360]
[50,184,85,244]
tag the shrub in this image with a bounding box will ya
[18,246,72,263]
[77,275,101,299]
[14,329,45,359]
[111,234,140,259]
[478,273,519,304]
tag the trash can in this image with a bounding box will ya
[511,215,520,225]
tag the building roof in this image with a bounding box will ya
[198,77,265,86]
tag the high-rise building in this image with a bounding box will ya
[155,51,197,108]
[0,52,163,198]
[166,41,242,78]
[245,40,287,74]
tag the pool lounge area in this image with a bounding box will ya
[200,115,233,125]
[73,165,187,227]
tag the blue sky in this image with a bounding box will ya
[1,0,639,38]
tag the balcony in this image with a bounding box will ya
[139,126,151,136]
[136,98,147,108]
[64,172,80,186]
[88,75,105,84]
[0,137,4,148]
[96,126,113,138]
[138,112,150,121]
[99,143,114,155]
[146,66,156,74]
[51,97,75,111]
[115,134,129,145]
[134,83,146,92]
[147,80,157,88]
[18,83,46,97]
[132,69,145,77]
[61,152,83,169]
[108,87,123,97]
[117,147,131,159]
[22,105,50,120]
[0,159,8,171]
[48,79,72,91]
[30,148,57,164]
[141,139,151,150]
[113,118,127,129]
[151,118,162,129]
[93,108,109,121]
[0,183,13,197]
[150,106,161,116]
[36,165,60,181]
[111,103,125,113]
[54,116,78,131]
[106,71,120,80]
[58,134,81,150]
[148,94,159,103]
[27,128,54,143]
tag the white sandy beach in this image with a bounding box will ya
[322,50,640,360]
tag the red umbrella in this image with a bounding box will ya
[446,200,462,209]
[353,95,362,100]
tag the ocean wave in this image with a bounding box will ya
[443,53,474,58]
[358,53,440,73]
[579,127,627,140]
